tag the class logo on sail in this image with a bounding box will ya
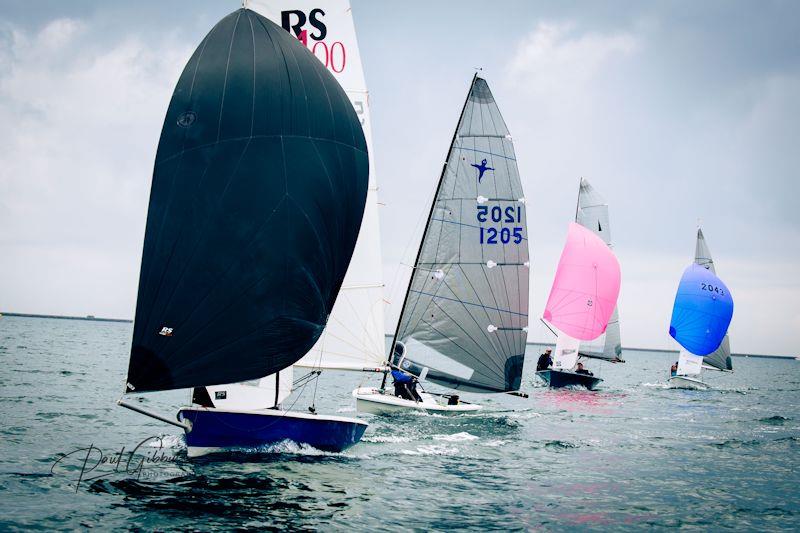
[471,159,494,182]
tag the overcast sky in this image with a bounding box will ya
[0,1,798,355]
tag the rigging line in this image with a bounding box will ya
[339,287,385,357]
[216,11,243,143]
[453,144,517,162]
[317,310,385,359]
[428,290,507,377]
[406,289,527,318]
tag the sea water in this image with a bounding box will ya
[0,316,797,531]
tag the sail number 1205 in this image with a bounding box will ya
[477,206,523,244]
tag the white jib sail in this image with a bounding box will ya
[205,367,294,410]
[253,0,386,371]
[676,350,703,376]
[552,333,581,371]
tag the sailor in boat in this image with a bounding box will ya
[392,368,422,402]
[575,362,594,376]
[670,361,679,377]
[536,349,553,372]
[388,341,423,402]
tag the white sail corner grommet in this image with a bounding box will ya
[487,325,498,333]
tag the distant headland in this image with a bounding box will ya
[0,312,132,323]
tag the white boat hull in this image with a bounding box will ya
[668,375,710,390]
[352,387,482,415]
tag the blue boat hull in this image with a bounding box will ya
[177,408,368,457]
[537,370,603,390]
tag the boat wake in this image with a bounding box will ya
[432,431,479,442]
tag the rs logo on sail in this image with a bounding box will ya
[280,8,346,73]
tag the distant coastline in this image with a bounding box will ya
[0,315,791,359]
[0,312,132,323]
[381,334,795,360]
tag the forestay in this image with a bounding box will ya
[253,0,385,371]
[126,9,368,393]
[575,178,622,361]
[694,229,733,371]
[393,76,529,393]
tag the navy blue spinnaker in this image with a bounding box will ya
[126,9,368,393]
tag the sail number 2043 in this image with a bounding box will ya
[477,206,523,244]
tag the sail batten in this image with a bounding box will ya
[391,76,529,393]
[126,8,368,393]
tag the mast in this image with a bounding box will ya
[381,73,478,390]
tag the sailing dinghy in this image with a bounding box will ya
[537,220,621,391]
[354,75,530,415]
[668,229,734,390]
[182,0,389,439]
[537,179,623,390]
[118,8,371,457]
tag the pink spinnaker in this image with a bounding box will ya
[543,222,621,341]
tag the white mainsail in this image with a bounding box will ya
[253,0,386,371]
[676,350,703,376]
[575,178,623,361]
[204,367,294,410]
[552,332,581,371]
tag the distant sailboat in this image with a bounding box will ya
[354,74,530,414]
[668,229,734,390]
[118,7,371,457]
[537,219,622,390]
[574,179,623,364]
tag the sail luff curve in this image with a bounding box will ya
[126,9,368,393]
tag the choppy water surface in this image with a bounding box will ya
[0,316,798,530]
